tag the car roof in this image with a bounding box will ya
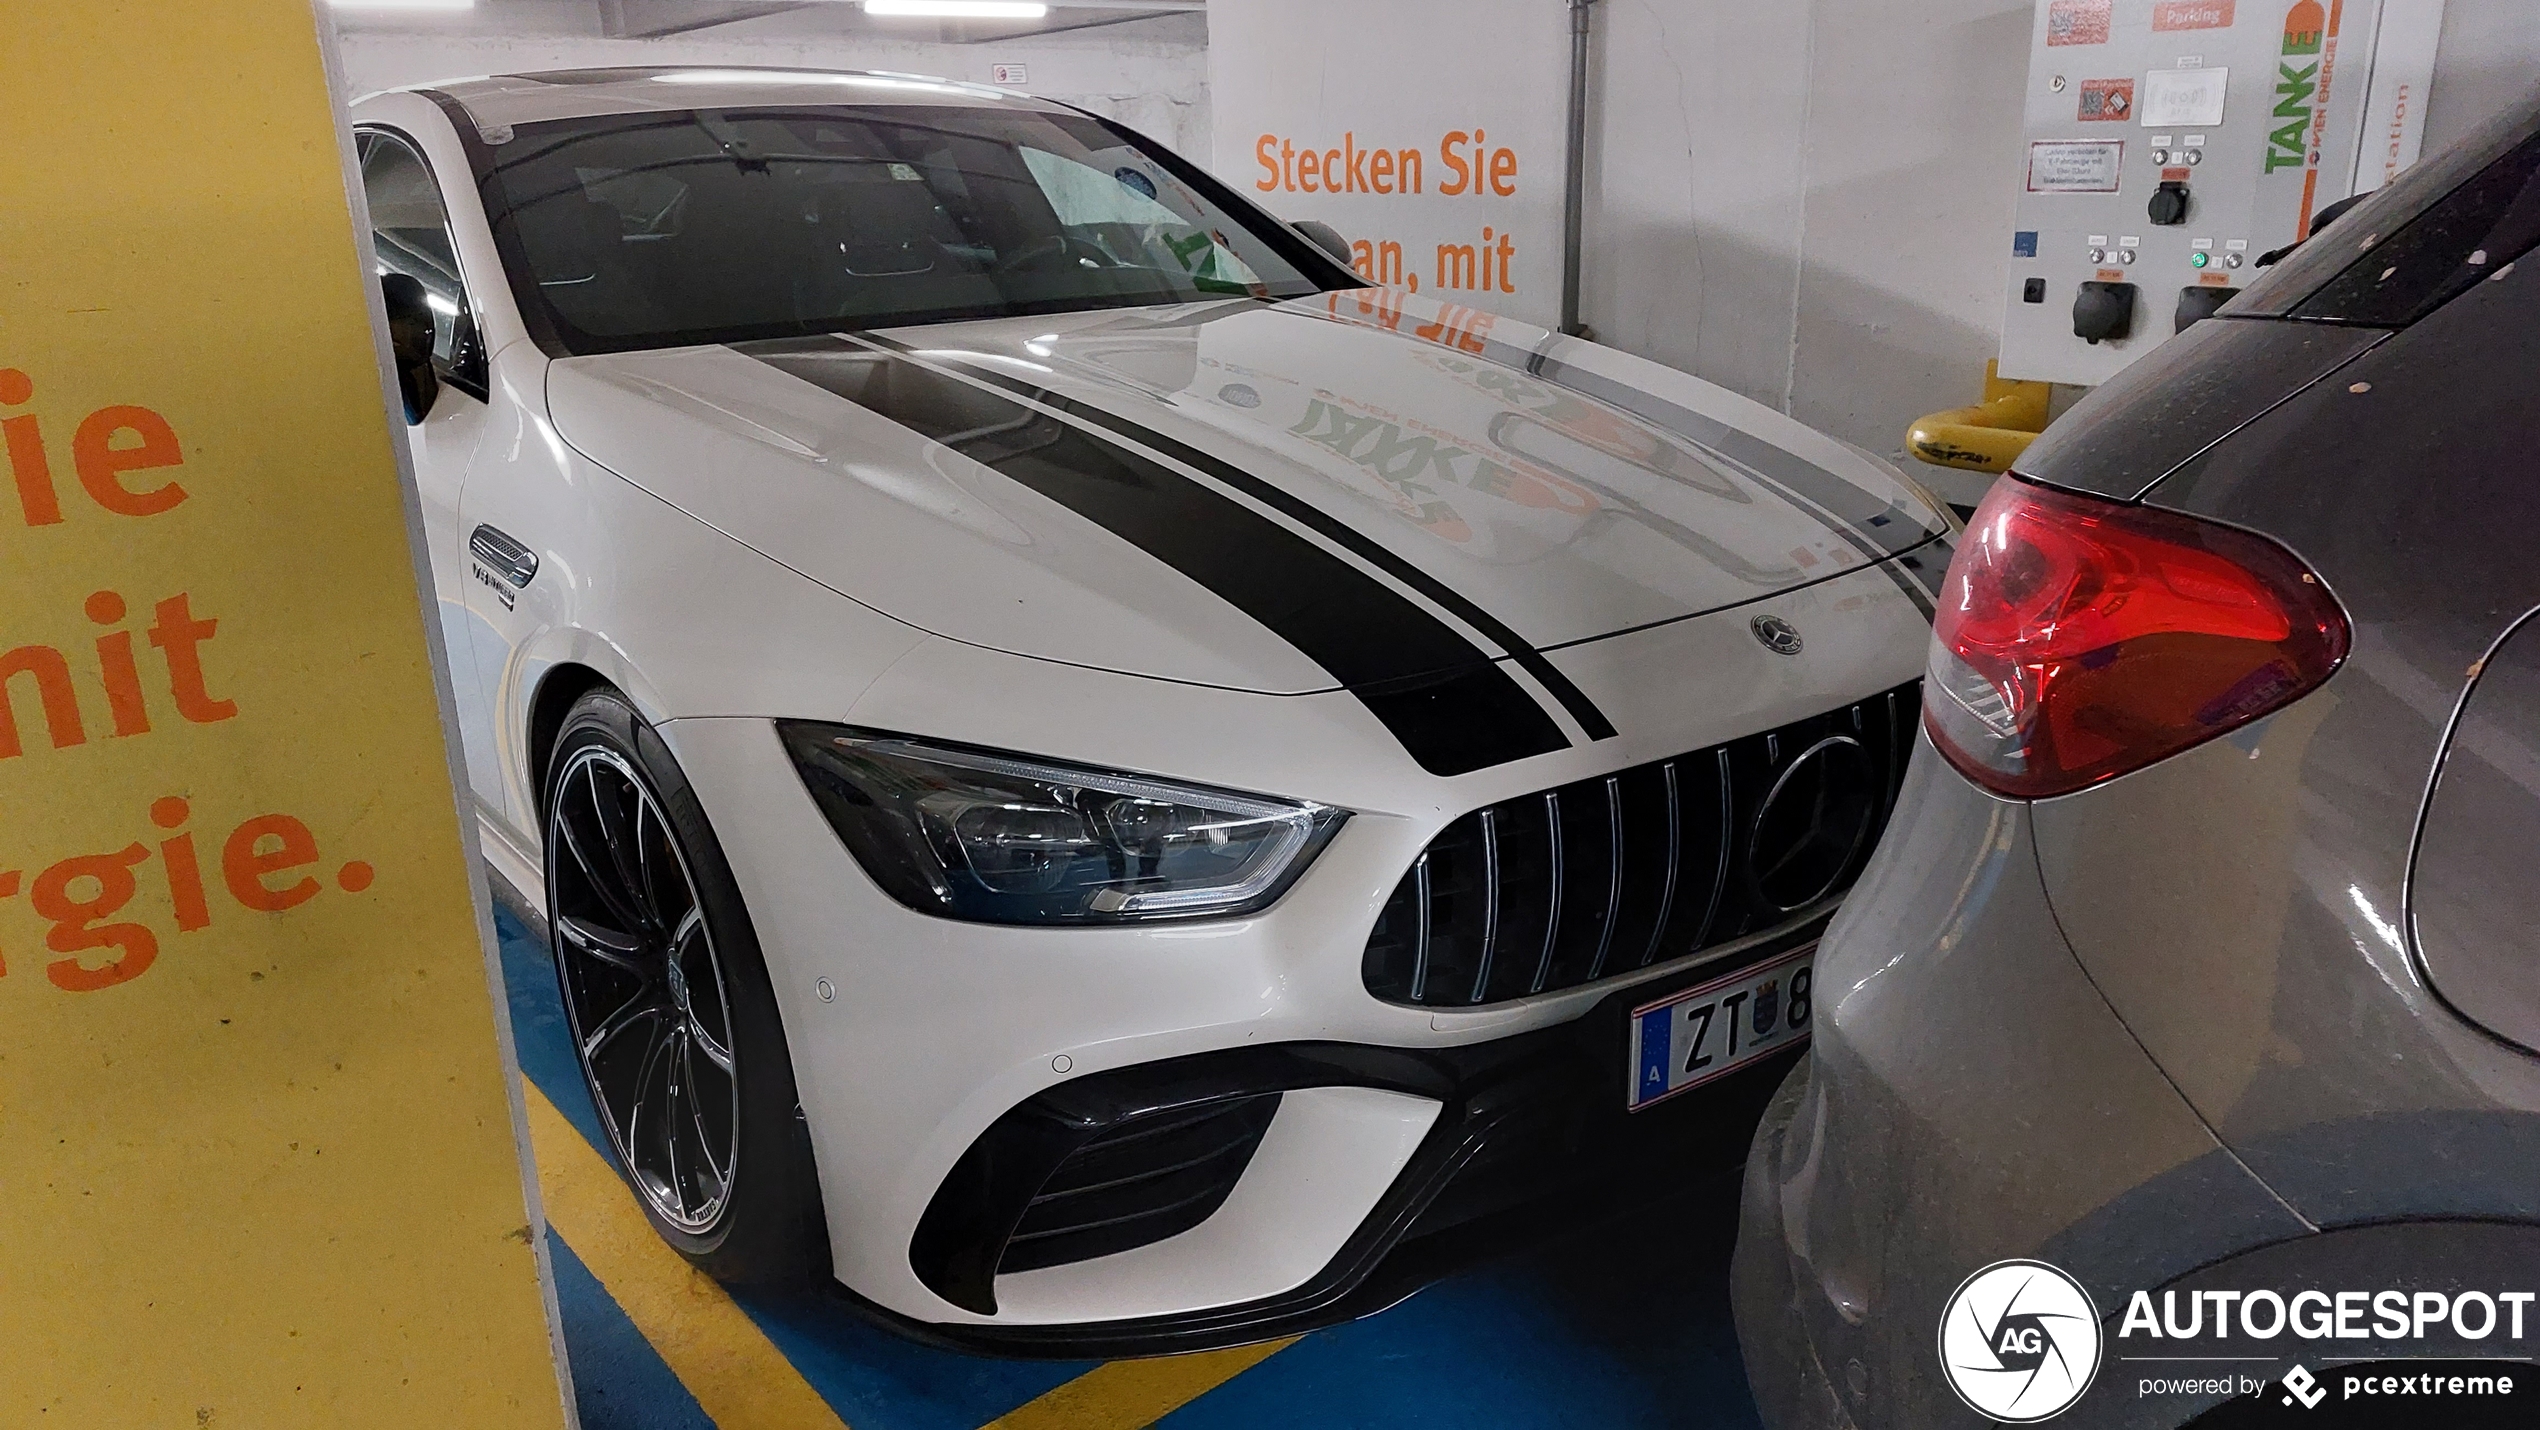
[365,66,1066,131]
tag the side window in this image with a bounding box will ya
[357,129,487,396]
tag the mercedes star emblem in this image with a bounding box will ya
[1751,615,1805,656]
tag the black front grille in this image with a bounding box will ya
[1364,682,1919,1007]
[995,1094,1281,1275]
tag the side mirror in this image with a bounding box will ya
[381,273,440,424]
[1291,219,1354,268]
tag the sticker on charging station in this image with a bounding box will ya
[2153,0,2236,28]
[2046,0,2111,45]
[2027,140,2125,192]
[2078,78,2135,121]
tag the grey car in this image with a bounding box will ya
[1733,88,2540,1429]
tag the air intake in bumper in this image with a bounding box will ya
[999,1094,1280,1274]
[1364,682,1919,1007]
[911,1071,1287,1316]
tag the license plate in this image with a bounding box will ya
[1627,946,1815,1111]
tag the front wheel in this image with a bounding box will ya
[544,687,824,1283]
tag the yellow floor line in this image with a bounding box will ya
[530,1082,1292,1430]
[525,1087,850,1430]
[980,1337,1299,1430]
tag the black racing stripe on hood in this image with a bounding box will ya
[739,337,1572,778]
[855,332,1621,743]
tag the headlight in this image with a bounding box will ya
[778,724,1346,925]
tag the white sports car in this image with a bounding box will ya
[349,68,1950,1354]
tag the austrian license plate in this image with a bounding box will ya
[1627,946,1815,1111]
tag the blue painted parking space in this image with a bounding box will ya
[550,1233,717,1430]
[491,898,1762,1429]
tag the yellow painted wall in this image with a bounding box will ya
[0,6,570,1425]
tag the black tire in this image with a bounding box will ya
[543,686,825,1284]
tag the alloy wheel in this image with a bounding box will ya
[547,745,742,1234]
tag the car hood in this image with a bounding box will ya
[543,292,1944,697]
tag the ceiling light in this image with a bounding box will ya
[654,69,873,84]
[650,69,981,94]
[862,1,1052,18]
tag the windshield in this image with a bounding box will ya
[480,103,1343,354]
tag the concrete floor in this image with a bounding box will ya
[494,902,1764,1430]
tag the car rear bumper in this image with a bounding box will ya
[1733,1060,1860,1430]
[1730,735,2311,1428]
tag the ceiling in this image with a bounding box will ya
[333,0,1206,44]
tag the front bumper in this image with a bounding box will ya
[662,700,1852,1347]
[864,938,1810,1358]
[1730,736,2310,1429]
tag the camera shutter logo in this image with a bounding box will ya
[1939,1260,2103,1421]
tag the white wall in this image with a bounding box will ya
[2422,0,2540,155]
[332,13,1212,159]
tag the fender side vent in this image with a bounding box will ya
[468,524,539,588]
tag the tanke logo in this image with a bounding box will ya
[2267,0,2325,174]
[1940,1260,2105,1421]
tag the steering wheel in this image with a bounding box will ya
[993,234,1119,275]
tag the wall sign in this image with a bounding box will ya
[0,6,571,1424]
[1210,0,1568,329]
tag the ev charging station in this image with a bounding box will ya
[1999,0,2446,386]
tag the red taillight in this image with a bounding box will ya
[1924,476,2349,800]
